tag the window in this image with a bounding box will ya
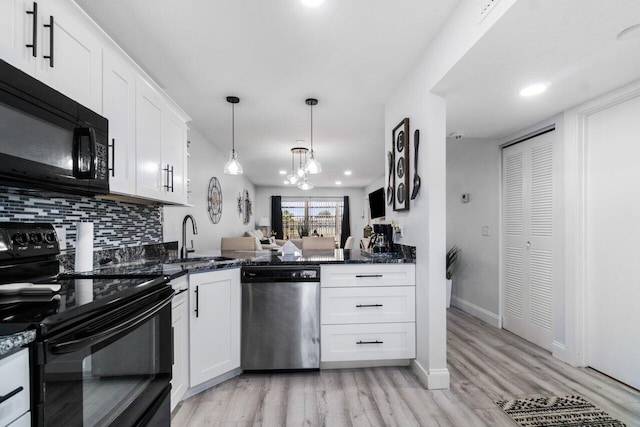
[281,199,343,240]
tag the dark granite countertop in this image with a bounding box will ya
[0,329,36,358]
[70,248,414,279]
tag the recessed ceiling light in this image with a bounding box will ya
[301,0,325,7]
[344,170,352,176]
[283,180,290,185]
[279,170,287,175]
[335,181,342,185]
[617,23,640,41]
[519,83,548,97]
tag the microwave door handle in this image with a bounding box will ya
[49,293,172,355]
[88,127,97,178]
[73,127,97,179]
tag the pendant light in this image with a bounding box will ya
[297,176,314,190]
[287,149,299,185]
[223,96,243,175]
[304,98,322,174]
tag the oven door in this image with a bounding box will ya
[32,287,173,427]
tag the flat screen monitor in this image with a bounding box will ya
[368,187,386,219]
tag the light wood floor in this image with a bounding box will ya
[171,308,640,426]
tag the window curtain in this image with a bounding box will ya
[271,196,283,239]
[340,196,350,248]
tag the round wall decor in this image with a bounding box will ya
[207,177,223,224]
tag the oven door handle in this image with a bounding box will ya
[49,293,173,355]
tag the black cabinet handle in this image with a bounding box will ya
[25,2,38,57]
[108,138,115,177]
[170,165,174,192]
[355,274,383,278]
[0,386,24,404]
[163,164,171,190]
[356,340,383,345]
[356,304,383,308]
[194,286,199,318]
[43,15,54,67]
[171,326,175,366]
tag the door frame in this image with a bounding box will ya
[563,80,640,367]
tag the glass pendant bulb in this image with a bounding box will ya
[224,150,243,175]
[297,176,313,190]
[304,150,322,174]
[288,173,299,184]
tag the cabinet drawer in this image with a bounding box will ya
[321,264,415,288]
[0,349,30,426]
[321,286,415,324]
[321,323,415,362]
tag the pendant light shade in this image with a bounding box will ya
[224,96,243,175]
[304,98,322,174]
[297,176,314,190]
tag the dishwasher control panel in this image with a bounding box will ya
[241,266,320,282]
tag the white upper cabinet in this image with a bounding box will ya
[102,49,136,195]
[135,77,165,201]
[1,0,190,204]
[0,0,38,73]
[161,107,188,205]
[0,0,102,112]
[35,1,102,112]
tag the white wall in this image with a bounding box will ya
[253,186,366,240]
[446,137,501,322]
[163,127,256,253]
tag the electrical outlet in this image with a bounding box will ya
[481,225,490,236]
[461,193,470,203]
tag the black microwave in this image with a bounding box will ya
[0,60,109,196]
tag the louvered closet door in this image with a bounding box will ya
[502,131,554,351]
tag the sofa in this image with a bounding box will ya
[244,229,281,250]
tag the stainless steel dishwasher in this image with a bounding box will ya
[241,265,320,371]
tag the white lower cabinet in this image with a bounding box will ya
[189,269,241,388]
[321,322,416,362]
[320,264,416,364]
[0,348,30,427]
[170,276,189,412]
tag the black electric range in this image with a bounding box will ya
[0,222,173,427]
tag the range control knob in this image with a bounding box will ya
[12,232,29,246]
[44,232,57,244]
[29,232,43,244]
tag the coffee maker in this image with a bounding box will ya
[371,224,394,253]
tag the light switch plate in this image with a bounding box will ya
[461,193,470,203]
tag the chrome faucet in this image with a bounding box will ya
[181,214,198,258]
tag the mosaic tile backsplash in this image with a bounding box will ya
[0,186,163,250]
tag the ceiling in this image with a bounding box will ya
[435,0,640,139]
[76,0,460,188]
[76,0,640,187]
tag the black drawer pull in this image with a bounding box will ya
[0,386,24,404]
[355,274,383,278]
[356,340,383,345]
[194,286,199,318]
[356,304,383,308]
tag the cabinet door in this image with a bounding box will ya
[171,290,189,411]
[161,107,188,204]
[189,269,241,388]
[135,78,164,201]
[103,50,136,195]
[0,0,38,74]
[36,2,102,112]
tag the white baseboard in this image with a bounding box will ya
[181,368,242,402]
[411,360,450,390]
[552,340,576,366]
[451,295,501,328]
[321,359,411,369]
